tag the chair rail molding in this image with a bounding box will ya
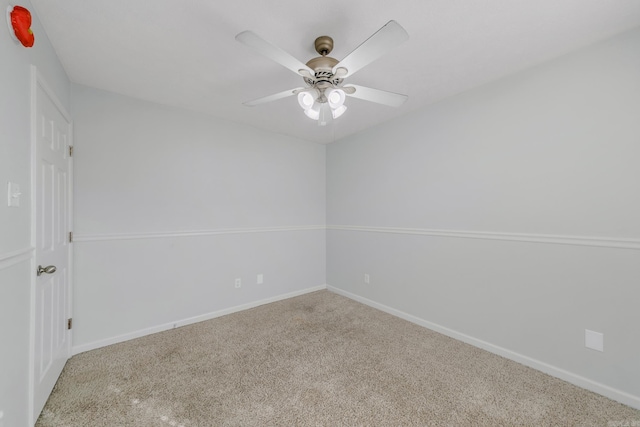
[76,225,640,249]
[0,247,34,271]
[327,225,640,251]
[73,225,326,242]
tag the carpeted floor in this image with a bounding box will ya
[37,290,639,426]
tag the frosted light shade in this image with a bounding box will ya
[298,92,315,110]
[332,105,347,119]
[304,107,320,120]
[327,89,345,109]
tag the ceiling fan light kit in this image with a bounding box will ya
[298,86,347,122]
[236,20,409,126]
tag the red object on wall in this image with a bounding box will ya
[9,5,35,48]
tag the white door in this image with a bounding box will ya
[32,68,72,422]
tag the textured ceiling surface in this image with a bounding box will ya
[30,0,640,144]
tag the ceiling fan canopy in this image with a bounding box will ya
[236,20,409,126]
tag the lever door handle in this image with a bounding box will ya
[37,265,57,276]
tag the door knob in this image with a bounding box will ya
[37,265,57,276]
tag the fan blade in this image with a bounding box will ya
[333,20,408,78]
[243,87,304,107]
[236,31,314,76]
[343,84,407,107]
[292,88,315,95]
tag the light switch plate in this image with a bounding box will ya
[585,329,604,352]
[7,182,21,207]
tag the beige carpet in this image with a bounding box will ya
[37,290,639,426]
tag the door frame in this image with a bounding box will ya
[29,65,74,425]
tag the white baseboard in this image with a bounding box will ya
[72,284,327,355]
[327,285,640,411]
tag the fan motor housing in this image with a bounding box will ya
[306,56,338,72]
[304,35,342,88]
[305,56,341,88]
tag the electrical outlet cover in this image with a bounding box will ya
[585,329,604,352]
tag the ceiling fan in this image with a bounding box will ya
[235,20,409,126]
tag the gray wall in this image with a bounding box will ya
[0,0,71,425]
[71,85,326,352]
[327,28,640,406]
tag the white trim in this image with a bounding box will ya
[73,225,640,250]
[327,286,640,410]
[72,284,327,355]
[73,225,326,242]
[328,225,640,250]
[30,66,72,123]
[0,247,34,271]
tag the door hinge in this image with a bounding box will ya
[69,231,73,242]
[69,146,74,157]
[67,318,73,330]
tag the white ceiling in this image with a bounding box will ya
[30,0,640,144]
